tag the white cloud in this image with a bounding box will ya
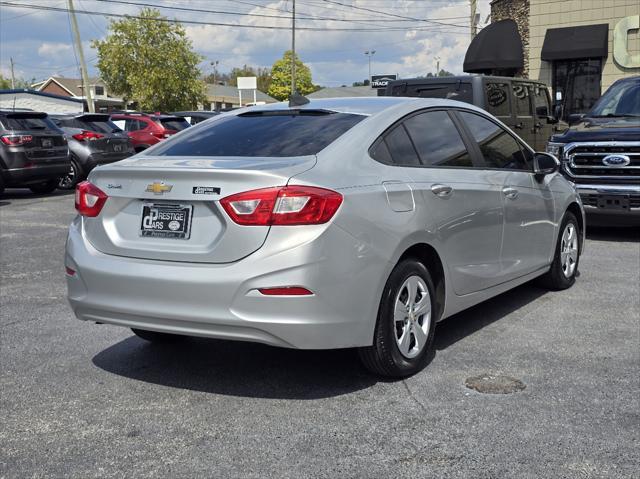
[37,42,73,58]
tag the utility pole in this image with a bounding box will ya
[10,57,15,89]
[68,0,94,112]
[364,50,376,82]
[470,0,478,40]
[435,56,440,76]
[291,0,296,97]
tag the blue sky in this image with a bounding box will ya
[0,0,491,88]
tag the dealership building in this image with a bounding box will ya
[464,0,639,118]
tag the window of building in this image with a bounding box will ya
[94,86,105,96]
[553,58,602,120]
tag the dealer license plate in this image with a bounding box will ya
[140,203,193,239]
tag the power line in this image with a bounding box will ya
[321,0,469,28]
[0,1,472,32]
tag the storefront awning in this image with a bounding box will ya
[463,20,524,73]
[541,24,609,61]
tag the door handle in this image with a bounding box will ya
[431,184,453,197]
[502,187,519,200]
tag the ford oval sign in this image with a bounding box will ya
[602,154,631,167]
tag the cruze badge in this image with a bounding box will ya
[601,154,631,167]
[145,182,173,194]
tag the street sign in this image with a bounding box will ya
[371,74,397,89]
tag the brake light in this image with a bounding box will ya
[1,134,33,146]
[72,130,104,141]
[220,186,343,226]
[75,181,108,217]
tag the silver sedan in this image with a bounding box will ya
[65,97,584,377]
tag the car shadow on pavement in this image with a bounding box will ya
[586,225,639,243]
[93,336,377,400]
[0,189,73,206]
[435,282,548,351]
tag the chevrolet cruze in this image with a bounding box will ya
[66,97,584,377]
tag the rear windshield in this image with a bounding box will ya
[153,111,366,157]
[59,117,122,133]
[159,118,191,131]
[0,115,57,131]
[389,82,473,103]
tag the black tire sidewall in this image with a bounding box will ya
[376,259,437,376]
[58,158,82,190]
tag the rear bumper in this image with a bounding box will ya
[65,219,388,349]
[576,184,640,224]
[2,163,70,186]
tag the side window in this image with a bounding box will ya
[123,119,137,131]
[459,111,531,171]
[485,82,511,117]
[370,139,393,164]
[512,82,533,117]
[530,85,551,118]
[403,111,473,167]
[383,125,421,166]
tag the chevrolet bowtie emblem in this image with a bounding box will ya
[145,182,173,194]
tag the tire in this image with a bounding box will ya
[29,179,59,194]
[359,259,437,377]
[58,158,83,190]
[538,211,581,290]
[131,328,185,343]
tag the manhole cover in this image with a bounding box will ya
[464,374,526,394]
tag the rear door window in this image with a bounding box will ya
[403,111,473,167]
[512,82,533,117]
[485,82,511,118]
[459,111,531,171]
[154,111,366,157]
[159,118,191,131]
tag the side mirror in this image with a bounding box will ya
[567,113,585,125]
[533,152,560,178]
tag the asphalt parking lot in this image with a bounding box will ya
[1,190,638,478]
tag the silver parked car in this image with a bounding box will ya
[65,97,585,377]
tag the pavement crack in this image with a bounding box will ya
[402,379,429,414]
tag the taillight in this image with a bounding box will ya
[75,181,108,217]
[220,186,343,226]
[72,130,104,141]
[1,134,33,146]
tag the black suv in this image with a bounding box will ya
[547,76,639,226]
[385,75,567,151]
[0,110,69,195]
[50,113,134,189]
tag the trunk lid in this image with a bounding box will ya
[84,155,316,263]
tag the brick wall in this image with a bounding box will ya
[40,81,73,97]
[491,0,531,77]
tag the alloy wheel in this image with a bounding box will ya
[393,275,431,359]
[560,223,578,278]
[59,162,77,189]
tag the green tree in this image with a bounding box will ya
[0,75,11,89]
[92,8,206,111]
[204,65,272,92]
[267,50,315,101]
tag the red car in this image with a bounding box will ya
[110,113,190,152]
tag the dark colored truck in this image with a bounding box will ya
[384,75,567,151]
[0,110,69,195]
[546,76,639,226]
